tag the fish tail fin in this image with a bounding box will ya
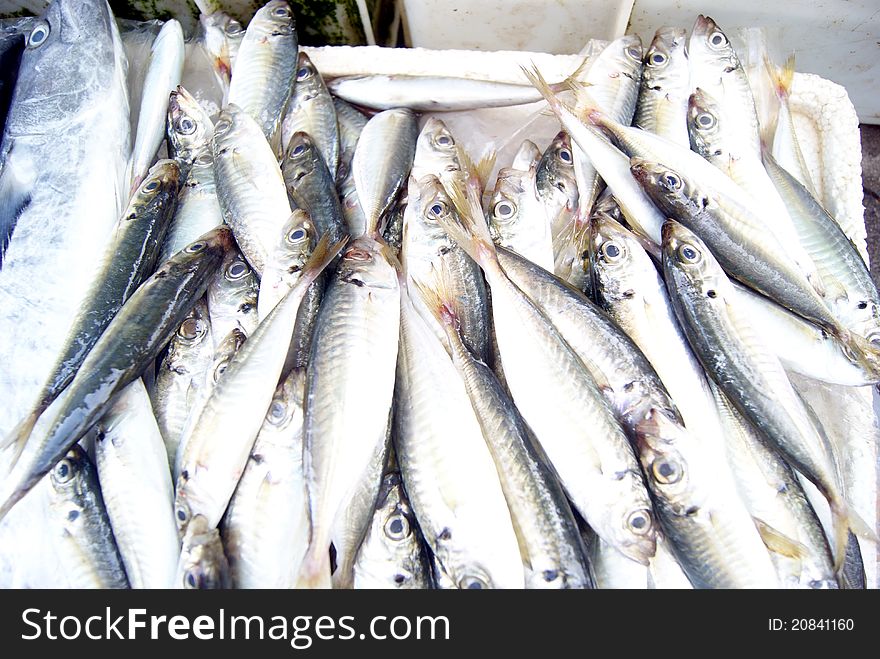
[829,497,877,574]
[296,544,333,589]
[301,233,348,285]
[0,410,39,470]
[550,55,592,92]
[438,173,500,274]
[766,54,796,102]
[0,151,32,268]
[411,263,462,335]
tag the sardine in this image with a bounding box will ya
[280,53,338,174]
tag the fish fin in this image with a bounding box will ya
[0,410,39,469]
[0,151,32,267]
[438,174,499,273]
[766,54,796,102]
[553,56,592,92]
[754,518,809,559]
[296,544,333,589]
[520,63,577,118]
[301,233,348,285]
[829,498,878,574]
[411,263,461,335]
[473,152,497,192]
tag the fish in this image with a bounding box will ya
[212,103,293,276]
[198,11,245,90]
[94,379,179,589]
[128,19,184,193]
[206,248,259,348]
[436,166,657,565]
[410,117,461,183]
[0,227,231,520]
[174,513,231,589]
[175,235,344,536]
[226,0,297,143]
[488,164,554,272]
[536,131,578,250]
[631,158,880,378]
[633,27,690,147]
[221,368,310,588]
[659,219,872,570]
[47,445,129,589]
[282,130,347,245]
[150,299,214,464]
[352,472,433,589]
[353,108,418,237]
[393,280,524,589]
[0,0,131,444]
[632,406,780,588]
[166,85,214,174]
[402,175,491,363]
[297,236,401,589]
[418,271,593,588]
[280,53,338,173]
[511,139,541,171]
[4,159,180,461]
[710,382,837,589]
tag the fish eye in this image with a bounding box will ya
[602,241,623,261]
[434,133,455,148]
[28,22,50,48]
[54,458,74,483]
[626,45,642,61]
[695,111,716,129]
[458,574,489,589]
[225,20,243,36]
[273,5,291,18]
[297,65,313,81]
[184,569,200,589]
[213,359,230,382]
[493,199,516,222]
[186,241,206,253]
[178,117,196,135]
[214,118,232,135]
[708,31,728,48]
[143,179,160,192]
[290,142,306,157]
[662,172,682,190]
[288,227,308,243]
[267,400,287,425]
[427,200,447,220]
[677,243,700,264]
[178,317,205,340]
[383,513,411,541]
[558,147,572,163]
[652,457,683,484]
[649,51,668,66]
[226,260,249,279]
[627,509,653,534]
[176,504,190,523]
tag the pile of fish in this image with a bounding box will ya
[0,0,876,589]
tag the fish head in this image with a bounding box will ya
[284,131,320,179]
[412,174,458,246]
[48,445,89,499]
[412,117,461,180]
[687,88,725,159]
[645,27,687,69]
[176,514,230,589]
[609,496,657,566]
[174,305,211,349]
[199,12,243,79]
[536,131,578,208]
[618,34,644,65]
[132,158,180,211]
[168,86,214,160]
[634,406,695,511]
[45,0,111,47]
[250,0,295,38]
[488,168,529,241]
[589,213,643,304]
[293,53,321,101]
[660,220,727,301]
[630,158,701,219]
[689,15,738,71]
[337,236,399,289]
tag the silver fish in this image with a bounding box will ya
[174,513,231,589]
[634,27,689,147]
[280,52,338,174]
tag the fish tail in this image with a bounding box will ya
[0,409,39,470]
[551,55,592,93]
[411,264,462,335]
[438,174,500,274]
[302,233,349,284]
[829,497,877,574]
[295,544,333,589]
[520,63,567,113]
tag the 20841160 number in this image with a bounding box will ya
[791,619,854,631]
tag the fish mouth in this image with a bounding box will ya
[692,14,714,37]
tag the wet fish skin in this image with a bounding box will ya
[489,165,554,272]
[226,0,297,142]
[175,513,231,589]
[281,53,338,175]
[634,27,690,147]
[206,248,259,348]
[166,85,214,174]
[95,378,178,589]
[221,368,310,588]
[0,227,232,520]
[47,445,129,589]
[150,298,214,464]
[536,131,578,247]
[297,236,401,588]
[352,472,433,589]
[353,108,418,237]
[212,103,292,276]
[282,130,347,245]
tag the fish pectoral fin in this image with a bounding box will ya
[0,151,34,266]
[754,518,808,559]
